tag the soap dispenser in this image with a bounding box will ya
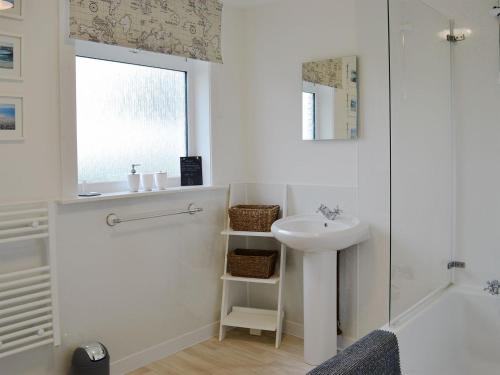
[128,164,141,192]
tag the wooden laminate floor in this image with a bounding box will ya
[128,329,314,375]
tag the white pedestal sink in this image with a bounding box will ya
[271,214,370,366]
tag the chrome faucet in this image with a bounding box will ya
[317,204,343,221]
[484,280,500,295]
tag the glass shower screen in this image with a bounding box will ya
[389,0,453,321]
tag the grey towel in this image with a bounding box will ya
[307,330,402,375]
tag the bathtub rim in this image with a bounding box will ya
[384,283,492,334]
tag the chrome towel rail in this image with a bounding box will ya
[106,203,203,227]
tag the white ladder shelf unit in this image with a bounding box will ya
[219,184,287,349]
[0,201,60,359]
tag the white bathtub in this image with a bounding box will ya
[386,286,500,375]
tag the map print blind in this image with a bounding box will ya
[303,59,343,89]
[69,0,223,64]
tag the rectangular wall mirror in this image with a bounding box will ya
[302,56,358,140]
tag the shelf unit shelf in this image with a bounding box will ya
[219,183,288,349]
[220,229,275,238]
[222,307,279,332]
[220,273,280,285]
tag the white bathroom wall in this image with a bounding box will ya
[0,2,246,374]
[211,6,249,186]
[243,0,358,187]
[453,1,500,288]
[0,0,61,203]
[422,0,500,288]
[241,0,391,339]
[0,2,61,372]
[55,191,227,374]
[0,190,228,375]
[0,1,393,374]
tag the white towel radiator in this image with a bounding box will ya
[0,201,60,359]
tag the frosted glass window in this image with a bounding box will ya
[302,92,315,140]
[76,57,187,183]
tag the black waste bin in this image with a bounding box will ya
[70,342,109,375]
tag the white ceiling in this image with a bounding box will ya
[222,0,281,8]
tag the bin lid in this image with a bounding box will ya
[82,343,107,361]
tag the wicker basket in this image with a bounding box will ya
[228,205,280,232]
[228,249,278,279]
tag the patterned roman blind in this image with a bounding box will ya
[303,59,343,89]
[69,0,223,64]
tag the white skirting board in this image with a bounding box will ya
[111,320,356,374]
[283,320,304,339]
[110,322,219,375]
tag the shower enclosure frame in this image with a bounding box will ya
[387,0,458,325]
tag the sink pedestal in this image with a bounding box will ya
[303,251,337,366]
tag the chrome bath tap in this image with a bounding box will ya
[317,204,343,221]
[484,280,500,295]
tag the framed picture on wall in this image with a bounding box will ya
[0,33,22,81]
[0,0,23,20]
[0,96,23,141]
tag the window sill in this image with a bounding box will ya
[58,185,228,205]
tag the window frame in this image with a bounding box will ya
[60,40,211,195]
[302,91,317,140]
[74,54,190,185]
[302,86,318,141]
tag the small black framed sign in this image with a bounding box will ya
[180,156,203,186]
